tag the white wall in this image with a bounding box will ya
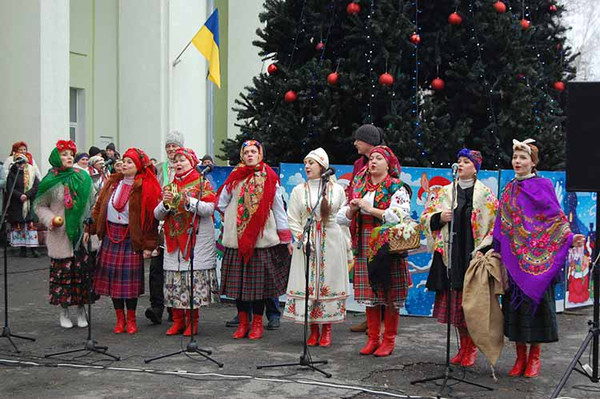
[117,0,168,161]
[0,0,69,173]
[169,0,209,157]
[227,0,265,139]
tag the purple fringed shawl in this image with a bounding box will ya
[493,176,573,308]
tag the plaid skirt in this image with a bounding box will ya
[49,255,92,306]
[433,289,466,328]
[94,222,144,299]
[354,216,411,307]
[221,245,291,301]
[164,269,220,309]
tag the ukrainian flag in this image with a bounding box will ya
[192,9,221,88]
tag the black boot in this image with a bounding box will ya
[30,248,40,258]
[19,247,27,258]
[144,307,164,325]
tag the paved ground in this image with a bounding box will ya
[1,248,600,399]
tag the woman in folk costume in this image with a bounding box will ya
[284,148,350,347]
[3,141,42,181]
[154,148,219,336]
[6,147,41,257]
[336,145,412,357]
[217,140,293,340]
[90,148,160,334]
[494,139,584,378]
[420,149,498,367]
[33,140,93,328]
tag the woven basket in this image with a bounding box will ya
[389,222,421,253]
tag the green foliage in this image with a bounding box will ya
[221,0,575,170]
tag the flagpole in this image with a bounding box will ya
[172,39,194,67]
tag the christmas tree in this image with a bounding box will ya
[221,0,575,170]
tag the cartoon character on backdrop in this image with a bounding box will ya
[566,192,592,304]
[417,173,451,206]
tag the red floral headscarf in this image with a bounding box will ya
[56,140,77,155]
[174,147,200,169]
[368,145,401,178]
[122,148,161,232]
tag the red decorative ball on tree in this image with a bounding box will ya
[520,19,531,31]
[549,4,558,12]
[346,2,360,15]
[379,73,394,86]
[448,12,462,26]
[553,81,565,92]
[267,64,278,75]
[410,33,421,45]
[327,72,339,85]
[315,41,325,51]
[284,90,297,103]
[431,78,445,91]
[493,1,507,13]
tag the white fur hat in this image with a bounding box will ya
[304,147,329,169]
[165,130,184,147]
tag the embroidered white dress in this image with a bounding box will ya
[284,179,350,324]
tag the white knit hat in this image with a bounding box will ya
[304,147,329,169]
[88,155,104,166]
[165,130,184,147]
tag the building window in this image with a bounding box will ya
[69,87,85,147]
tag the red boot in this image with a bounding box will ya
[374,307,399,357]
[307,324,320,346]
[450,335,467,365]
[524,345,541,378]
[319,324,332,347]
[183,309,199,336]
[166,308,185,335]
[460,335,478,367]
[113,309,126,334]
[126,309,137,334]
[233,311,250,339]
[509,343,528,377]
[248,314,264,340]
[359,306,381,355]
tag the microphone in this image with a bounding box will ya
[196,164,214,175]
[13,157,28,165]
[321,167,336,179]
[451,163,459,178]
[104,158,114,167]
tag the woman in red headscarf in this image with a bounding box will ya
[89,148,160,334]
[336,145,412,357]
[154,148,219,336]
[217,140,293,340]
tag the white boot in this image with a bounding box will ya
[76,305,88,328]
[59,306,73,329]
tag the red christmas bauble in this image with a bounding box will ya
[267,64,278,75]
[553,81,565,92]
[448,12,462,26]
[315,41,325,51]
[346,2,360,15]
[520,19,531,31]
[327,72,339,85]
[431,78,445,91]
[549,4,558,12]
[493,1,507,13]
[410,33,421,45]
[379,73,394,86]
[284,90,297,103]
[517,73,526,81]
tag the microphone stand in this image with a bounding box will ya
[45,205,119,360]
[411,168,492,395]
[144,171,223,368]
[1,164,36,352]
[257,176,331,378]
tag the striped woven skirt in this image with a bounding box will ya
[94,222,144,299]
[433,289,466,328]
[220,244,291,301]
[353,216,411,308]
